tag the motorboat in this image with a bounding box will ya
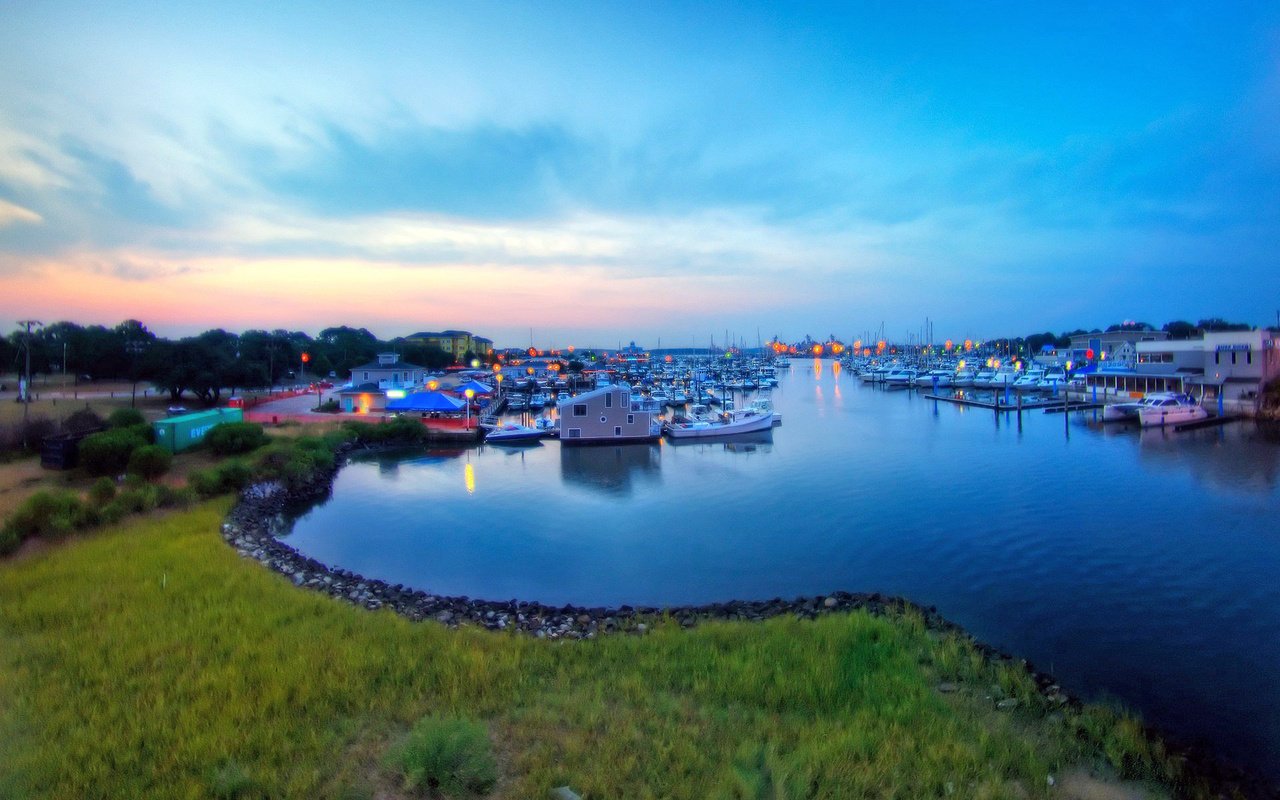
[913,369,953,388]
[1102,398,1146,422]
[883,367,917,387]
[483,422,546,444]
[664,406,775,439]
[1137,393,1209,428]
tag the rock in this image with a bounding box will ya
[996,698,1019,711]
[823,596,838,608]
[436,610,454,624]
[937,682,959,693]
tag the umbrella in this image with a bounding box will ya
[456,379,494,395]
[386,391,465,412]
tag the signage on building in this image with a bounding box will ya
[1214,344,1251,352]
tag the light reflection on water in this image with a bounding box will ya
[284,366,1280,779]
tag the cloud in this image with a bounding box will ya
[0,199,41,227]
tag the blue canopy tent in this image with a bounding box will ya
[456,379,494,395]
[386,391,465,413]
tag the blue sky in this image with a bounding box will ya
[1,1,1277,347]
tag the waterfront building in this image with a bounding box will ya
[338,353,428,414]
[1083,330,1279,413]
[556,384,661,444]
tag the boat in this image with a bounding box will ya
[1137,393,1208,428]
[1102,398,1146,422]
[483,422,546,444]
[746,396,781,426]
[664,406,775,439]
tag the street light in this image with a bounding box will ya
[464,388,476,429]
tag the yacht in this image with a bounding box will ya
[1137,393,1209,428]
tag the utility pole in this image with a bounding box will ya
[16,320,43,450]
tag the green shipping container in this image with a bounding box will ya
[152,408,244,453]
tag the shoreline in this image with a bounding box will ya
[222,442,1277,798]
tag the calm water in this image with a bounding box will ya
[285,362,1280,779]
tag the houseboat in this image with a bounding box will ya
[556,384,662,445]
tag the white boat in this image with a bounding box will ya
[1102,398,1146,422]
[483,422,545,443]
[883,368,917,387]
[664,406,775,439]
[746,396,781,426]
[1012,369,1046,392]
[913,369,953,388]
[1137,393,1208,428]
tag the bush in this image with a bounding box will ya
[63,408,105,435]
[127,445,172,481]
[107,407,147,429]
[78,429,148,476]
[205,422,267,456]
[2,490,92,541]
[89,477,118,506]
[387,715,497,797]
[342,417,425,445]
[0,526,19,556]
[315,399,341,413]
[0,415,57,457]
[123,422,156,444]
[189,460,252,499]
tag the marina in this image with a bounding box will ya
[283,360,1280,783]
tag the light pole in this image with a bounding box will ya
[464,388,475,429]
[16,320,42,449]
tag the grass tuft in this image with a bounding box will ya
[387,714,498,797]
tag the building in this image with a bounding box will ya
[405,330,486,360]
[1066,329,1170,369]
[1083,330,1279,414]
[338,353,428,414]
[556,384,661,444]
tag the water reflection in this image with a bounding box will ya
[665,430,774,455]
[559,444,662,496]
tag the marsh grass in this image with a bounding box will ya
[0,503,1206,799]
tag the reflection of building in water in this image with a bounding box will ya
[559,444,662,496]
[1134,424,1280,492]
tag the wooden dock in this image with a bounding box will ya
[1174,415,1243,432]
[923,394,1102,413]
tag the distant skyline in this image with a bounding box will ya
[2,2,1278,348]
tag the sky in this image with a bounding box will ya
[1,1,1278,349]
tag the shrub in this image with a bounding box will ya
[78,429,148,476]
[63,408,105,435]
[0,415,57,457]
[89,477,118,506]
[0,526,19,556]
[123,422,156,444]
[2,490,92,541]
[205,422,267,456]
[107,407,147,429]
[189,460,252,499]
[106,485,160,517]
[127,445,173,481]
[316,399,341,413]
[387,715,497,797]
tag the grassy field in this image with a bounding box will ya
[0,502,1200,799]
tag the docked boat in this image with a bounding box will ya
[1137,393,1208,428]
[483,422,546,444]
[664,405,775,439]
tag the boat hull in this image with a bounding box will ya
[664,411,774,439]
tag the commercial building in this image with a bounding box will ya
[1083,330,1279,414]
[405,330,490,360]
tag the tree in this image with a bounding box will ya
[116,319,157,406]
[1162,320,1199,340]
[315,326,379,376]
[1197,318,1252,332]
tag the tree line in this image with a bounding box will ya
[2,321,473,402]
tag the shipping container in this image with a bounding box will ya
[152,408,244,453]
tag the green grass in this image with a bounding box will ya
[0,503,1199,799]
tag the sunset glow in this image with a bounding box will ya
[3,3,1278,344]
